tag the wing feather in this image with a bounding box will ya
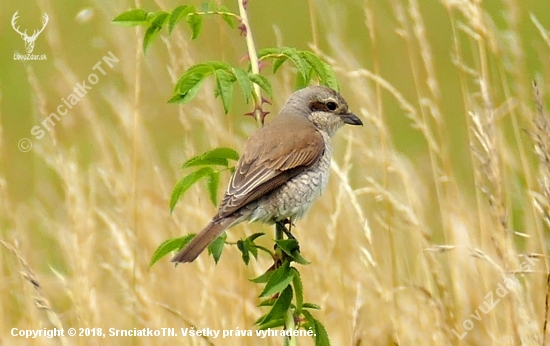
[216,116,324,218]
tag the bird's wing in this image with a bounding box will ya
[216,116,324,218]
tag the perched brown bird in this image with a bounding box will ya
[172,85,362,263]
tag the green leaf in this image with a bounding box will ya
[275,239,299,255]
[112,9,149,26]
[313,318,330,346]
[171,62,233,104]
[233,68,253,103]
[272,56,288,74]
[302,310,315,327]
[259,260,294,298]
[322,61,339,91]
[258,285,293,326]
[149,234,194,267]
[169,5,194,34]
[187,13,203,40]
[186,156,228,168]
[171,64,213,104]
[295,65,313,90]
[207,232,226,263]
[281,47,310,82]
[236,233,261,265]
[250,267,273,284]
[170,167,213,212]
[174,64,212,93]
[143,11,169,53]
[219,6,237,28]
[182,147,239,168]
[302,310,330,346]
[258,297,276,307]
[303,303,321,310]
[291,268,303,313]
[237,239,251,265]
[258,47,282,58]
[257,318,286,330]
[274,239,310,264]
[247,232,265,242]
[249,74,273,98]
[205,171,220,206]
[300,51,328,84]
[214,69,235,114]
[169,80,205,104]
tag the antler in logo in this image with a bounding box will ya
[11,11,49,54]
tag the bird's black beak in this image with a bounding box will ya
[341,112,363,126]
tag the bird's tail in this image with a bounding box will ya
[171,215,237,263]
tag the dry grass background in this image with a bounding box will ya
[2,0,550,345]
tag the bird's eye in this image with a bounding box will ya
[326,101,338,111]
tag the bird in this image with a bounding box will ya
[172,85,362,263]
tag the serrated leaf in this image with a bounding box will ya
[237,239,250,265]
[233,68,253,103]
[301,309,331,346]
[258,297,276,307]
[258,285,293,326]
[253,313,267,325]
[291,251,311,265]
[313,319,330,346]
[143,11,169,53]
[295,65,312,89]
[322,61,339,91]
[112,9,149,26]
[185,156,228,168]
[219,6,236,28]
[169,5,193,34]
[205,171,220,206]
[182,147,239,168]
[272,56,288,74]
[300,51,328,84]
[248,232,265,242]
[170,64,213,104]
[250,267,274,283]
[249,74,273,98]
[187,13,203,40]
[207,61,233,70]
[275,239,299,255]
[275,239,310,264]
[214,69,235,114]
[291,268,303,313]
[168,84,202,103]
[302,310,315,326]
[282,47,310,81]
[258,318,286,330]
[207,232,226,263]
[258,47,283,58]
[275,239,310,265]
[149,234,194,267]
[303,303,321,310]
[259,260,293,298]
[175,64,213,93]
[170,167,213,212]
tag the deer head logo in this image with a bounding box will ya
[11,11,49,54]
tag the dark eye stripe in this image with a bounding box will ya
[309,100,338,112]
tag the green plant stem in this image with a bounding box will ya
[284,307,297,346]
[237,0,263,127]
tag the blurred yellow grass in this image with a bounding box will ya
[1,0,550,345]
